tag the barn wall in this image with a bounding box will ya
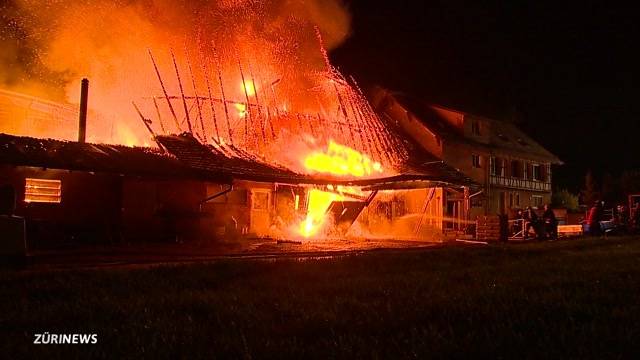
[199,183,251,240]
[122,179,209,242]
[199,181,284,240]
[0,165,122,246]
[0,165,229,245]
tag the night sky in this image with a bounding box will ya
[1,1,637,191]
[331,1,639,190]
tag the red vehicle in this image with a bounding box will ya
[630,194,640,231]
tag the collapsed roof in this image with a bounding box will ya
[0,132,477,189]
[155,133,478,188]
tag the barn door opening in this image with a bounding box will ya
[249,189,271,237]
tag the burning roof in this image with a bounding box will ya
[156,133,477,188]
[2,1,478,191]
[0,132,476,189]
[0,133,223,182]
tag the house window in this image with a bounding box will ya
[531,164,542,181]
[531,195,544,208]
[494,157,505,176]
[471,120,481,135]
[472,154,481,168]
[489,157,496,175]
[511,160,522,178]
[24,178,61,203]
[543,165,550,182]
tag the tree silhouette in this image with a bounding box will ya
[581,169,599,205]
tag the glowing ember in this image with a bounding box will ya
[242,80,256,97]
[235,103,247,118]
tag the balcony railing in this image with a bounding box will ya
[489,175,551,192]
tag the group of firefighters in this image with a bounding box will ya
[513,204,558,240]
[512,201,640,240]
[583,200,640,236]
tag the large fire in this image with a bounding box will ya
[304,140,383,178]
[1,0,410,241]
[299,189,343,238]
[296,140,382,238]
[1,0,407,166]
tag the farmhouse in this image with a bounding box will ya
[371,88,563,227]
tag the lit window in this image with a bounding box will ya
[25,178,61,204]
[472,154,481,168]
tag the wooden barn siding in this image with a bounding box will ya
[0,165,232,244]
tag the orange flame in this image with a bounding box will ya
[303,140,384,178]
[235,103,247,118]
[296,140,382,238]
[299,189,344,238]
[242,79,256,97]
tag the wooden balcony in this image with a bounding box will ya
[489,175,551,192]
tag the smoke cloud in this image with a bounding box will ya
[0,0,351,144]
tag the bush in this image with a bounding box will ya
[552,188,579,211]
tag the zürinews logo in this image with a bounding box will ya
[34,333,98,345]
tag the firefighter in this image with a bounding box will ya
[542,204,558,240]
[586,201,603,236]
[513,209,525,236]
[523,206,539,240]
[616,204,629,233]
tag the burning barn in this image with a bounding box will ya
[0,79,481,253]
[0,133,230,247]
[0,128,475,250]
[0,0,484,252]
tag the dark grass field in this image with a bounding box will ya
[2,237,640,359]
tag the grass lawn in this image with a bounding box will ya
[2,237,640,359]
